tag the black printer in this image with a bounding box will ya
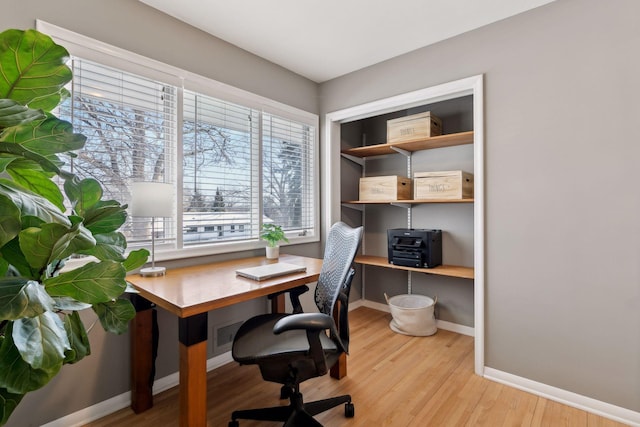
[387,228,442,268]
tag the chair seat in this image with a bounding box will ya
[232,313,338,364]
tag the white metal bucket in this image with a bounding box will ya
[385,293,437,336]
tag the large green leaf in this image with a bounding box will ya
[0,99,45,128]
[93,299,135,335]
[64,176,102,214]
[0,387,24,426]
[18,224,66,270]
[48,220,96,264]
[63,311,91,364]
[77,232,125,262]
[0,142,65,177]
[19,215,45,229]
[0,194,20,247]
[0,158,15,173]
[43,261,126,304]
[19,222,95,271]
[0,278,54,321]
[0,324,60,394]
[12,311,69,370]
[83,200,127,234]
[0,29,71,111]
[0,115,86,156]
[123,248,150,272]
[0,179,70,226]
[6,168,64,211]
[0,238,36,279]
[0,157,60,175]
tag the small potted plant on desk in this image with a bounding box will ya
[261,224,289,259]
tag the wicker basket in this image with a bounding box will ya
[384,293,437,336]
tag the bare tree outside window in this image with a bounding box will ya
[56,60,176,246]
[263,139,303,228]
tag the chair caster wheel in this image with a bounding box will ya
[228,421,239,427]
[345,402,355,418]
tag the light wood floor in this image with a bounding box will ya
[85,307,628,426]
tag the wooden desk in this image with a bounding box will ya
[128,254,328,427]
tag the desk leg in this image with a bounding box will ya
[130,295,156,413]
[178,313,208,427]
[331,353,347,379]
[330,300,347,379]
[271,293,286,313]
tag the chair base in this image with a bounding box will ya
[229,391,353,427]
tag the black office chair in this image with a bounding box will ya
[229,221,363,427]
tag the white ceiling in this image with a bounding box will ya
[140,0,555,83]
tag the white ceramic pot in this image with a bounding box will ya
[265,246,279,259]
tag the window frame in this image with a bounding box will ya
[37,20,320,263]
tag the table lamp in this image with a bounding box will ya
[130,182,173,277]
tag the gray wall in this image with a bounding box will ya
[322,0,640,414]
[2,1,321,426]
[4,0,640,424]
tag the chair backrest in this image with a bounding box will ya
[314,222,363,317]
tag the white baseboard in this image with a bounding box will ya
[41,352,234,427]
[40,391,132,427]
[359,299,476,337]
[484,367,640,427]
[348,298,366,310]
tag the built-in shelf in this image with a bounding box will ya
[343,198,474,205]
[341,130,474,158]
[355,255,474,280]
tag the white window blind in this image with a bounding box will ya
[182,91,260,244]
[43,21,319,259]
[57,58,177,247]
[262,113,315,236]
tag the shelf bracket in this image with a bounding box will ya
[340,153,365,166]
[391,146,411,157]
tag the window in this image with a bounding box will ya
[262,113,316,235]
[58,59,177,247]
[42,21,319,259]
[182,91,259,245]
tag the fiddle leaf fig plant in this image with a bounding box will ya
[0,29,149,424]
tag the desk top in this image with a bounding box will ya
[128,254,323,318]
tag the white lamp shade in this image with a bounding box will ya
[130,182,174,217]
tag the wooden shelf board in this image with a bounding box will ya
[355,255,474,280]
[343,198,474,204]
[341,130,474,158]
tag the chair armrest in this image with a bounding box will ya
[273,313,333,334]
[267,285,309,314]
[274,313,348,355]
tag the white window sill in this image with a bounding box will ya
[62,235,319,272]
